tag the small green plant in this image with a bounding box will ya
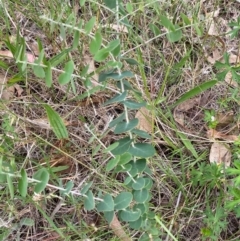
[214,52,240,83]
[227,17,240,39]
[191,162,224,189]
[201,204,227,241]
[204,109,218,129]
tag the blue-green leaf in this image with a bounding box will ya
[134,159,147,172]
[80,182,93,195]
[120,208,141,222]
[94,48,109,62]
[128,143,155,158]
[103,0,118,9]
[129,217,142,229]
[109,112,126,128]
[97,194,114,212]
[62,180,74,195]
[84,190,95,211]
[114,118,139,134]
[33,168,49,193]
[104,211,115,223]
[149,23,161,36]
[114,192,133,210]
[103,142,119,153]
[133,189,149,203]
[98,71,134,82]
[20,218,34,227]
[33,66,45,78]
[122,58,139,65]
[103,91,127,106]
[132,129,151,139]
[122,100,146,109]
[118,152,132,165]
[106,156,120,172]
[132,177,145,190]
[111,137,132,155]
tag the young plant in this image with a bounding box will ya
[204,109,218,129]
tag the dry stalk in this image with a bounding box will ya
[109,213,132,241]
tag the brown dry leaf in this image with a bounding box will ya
[28,41,39,56]
[173,97,200,126]
[103,24,128,33]
[0,50,36,63]
[206,49,222,64]
[0,74,23,100]
[24,117,71,129]
[176,97,200,112]
[207,129,238,141]
[43,155,75,176]
[135,107,152,133]
[216,111,234,125]
[84,55,98,86]
[206,8,220,36]
[208,20,219,36]
[78,96,105,107]
[209,142,231,167]
[229,54,240,64]
[225,72,238,87]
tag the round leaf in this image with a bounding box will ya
[132,177,145,190]
[128,143,155,158]
[118,152,132,165]
[111,137,132,155]
[97,194,114,212]
[114,192,133,210]
[114,118,139,134]
[120,209,141,222]
[106,156,120,172]
[84,190,95,211]
[33,168,49,193]
[133,189,149,203]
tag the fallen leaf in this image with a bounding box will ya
[229,54,240,64]
[207,129,238,141]
[206,49,222,64]
[0,74,23,100]
[176,97,200,112]
[216,111,234,125]
[173,97,200,126]
[209,142,231,167]
[28,41,39,56]
[206,8,220,36]
[224,72,238,87]
[0,50,36,63]
[84,55,98,86]
[135,107,152,133]
[23,117,71,129]
[102,24,128,33]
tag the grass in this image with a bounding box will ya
[0,0,240,240]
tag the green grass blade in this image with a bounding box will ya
[44,104,69,139]
[172,80,217,107]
